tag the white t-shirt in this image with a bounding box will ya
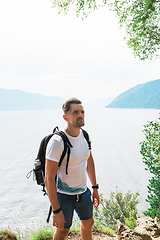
[46,129,90,195]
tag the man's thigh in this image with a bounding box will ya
[57,192,74,229]
[75,188,93,221]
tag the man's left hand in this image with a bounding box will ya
[92,189,99,208]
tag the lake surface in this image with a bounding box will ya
[0,108,159,233]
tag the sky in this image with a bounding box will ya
[0,0,160,103]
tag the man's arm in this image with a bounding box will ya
[86,152,99,208]
[45,159,66,228]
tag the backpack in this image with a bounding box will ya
[26,126,91,222]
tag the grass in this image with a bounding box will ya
[101,227,115,236]
[28,226,55,240]
[0,221,115,240]
[69,225,80,234]
[92,218,115,237]
[0,228,18,240]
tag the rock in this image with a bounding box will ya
[116,216,160,240]
[135,215,159,238]
[116,220,143,240]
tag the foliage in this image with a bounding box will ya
[93,217,104,232]
[94,188,139,230]
[0,229,18,240]
[51,0,99,18]
[28,227,54,240]
[93,219,115,235]
[101,227,115,236]
[140,113,160,218]
[69,225,80,234]
[108,0,160,60]
[125,210,137,230]
[51,0,160,60]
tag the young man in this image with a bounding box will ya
[45,98,99,240]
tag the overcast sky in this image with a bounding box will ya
[0,0,160,102]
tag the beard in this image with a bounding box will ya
[76,118,85,127]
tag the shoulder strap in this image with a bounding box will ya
[81,129,91,150]
[54,130,73,174]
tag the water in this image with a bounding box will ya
[0,108,159,233]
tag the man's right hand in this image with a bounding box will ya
[53,210,66,229]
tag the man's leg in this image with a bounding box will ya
[75,189,94,240]
[53,228,70,240]
[55,192,74,239]
[80,217,94,240]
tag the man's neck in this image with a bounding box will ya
[65,126,80,137]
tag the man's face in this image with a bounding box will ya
[65,104,85,128]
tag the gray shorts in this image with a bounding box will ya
[57,188,93,228]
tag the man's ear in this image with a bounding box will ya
[63,114,67,121]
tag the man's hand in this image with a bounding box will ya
[53,210,66,229]
[92,189,99,208]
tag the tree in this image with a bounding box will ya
[140,113,160,218]
[51,0,160,60]
[108,0,160,60]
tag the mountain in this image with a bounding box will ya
[106,79,160,109]
[0,88,65,111]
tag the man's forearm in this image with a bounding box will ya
[45,159,60,211]
[86,152,97,186]
[45,177,60,211]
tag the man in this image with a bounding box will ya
[45,98,99,240]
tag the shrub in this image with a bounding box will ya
[140,113,160,218]
[125,210,137,230]
[29,227,54,240]
[0,229,18,240]
[94,187,139,230]
[101,227,115,236]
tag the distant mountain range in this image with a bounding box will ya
[106,79,160,109]
[0,88,65,111]
[0,87,114,111]
[0,79,160,111]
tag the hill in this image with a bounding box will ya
[106,79,160,109]
[0,88,65,111]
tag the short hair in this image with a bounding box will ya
[62,98,82,114]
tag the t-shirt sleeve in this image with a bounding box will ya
[46,135,64,162]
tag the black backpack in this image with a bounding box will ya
[27,126,91,222]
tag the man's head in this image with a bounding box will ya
[62,98,85,128]
[62,98,82,114]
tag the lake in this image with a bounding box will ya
[0,108,159,233]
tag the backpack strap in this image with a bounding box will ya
[56,129,91,172]
[81,128,91,150]
[53,130,73,174]
[46,205,53,223]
